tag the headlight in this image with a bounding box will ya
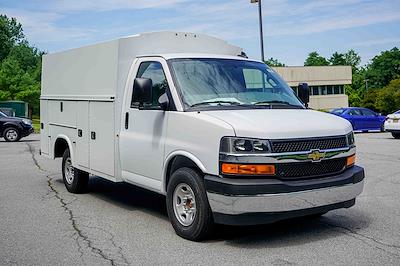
[347,132,355,146]
[22,119,32,125]
[220,137,271,154]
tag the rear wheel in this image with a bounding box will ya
[62,149,89,193]
[166,167,214,241]
[3,127,20,142]
[392,133,400,139]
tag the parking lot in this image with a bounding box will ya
[1,133,400,265]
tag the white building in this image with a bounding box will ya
[273,66,352,110]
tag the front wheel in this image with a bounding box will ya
[3,127,20,142]
[166,167,214,241]
[62,149,89,193]
[392,133,400,139]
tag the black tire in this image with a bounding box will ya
[392,133,400,139]
[3,127,21,142]
[308,211,328,218]
[62,149,89,193]
[380,124,385,132]
[166,167,214,241]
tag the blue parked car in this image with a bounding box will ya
[330,107,386,132]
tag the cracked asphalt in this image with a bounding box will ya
[1,133,400,265]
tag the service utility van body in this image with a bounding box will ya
[40,32,365,240]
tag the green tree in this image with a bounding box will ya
[345,85,362,107]
[375,78,400,114]
[329,52,346,66]
[265,57,285,67]
[0,14,44,117]
[0,15,24,62]
[304,52,329,66]
[344,49,361,71]
[361,89,379,111]
[366,47,400,89]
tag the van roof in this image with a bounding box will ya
[137,53,261,62]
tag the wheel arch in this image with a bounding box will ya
[3,122,23,132]
[163,151,207,194]
[53,135,74,163]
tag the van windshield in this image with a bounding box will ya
[168,58,304,110]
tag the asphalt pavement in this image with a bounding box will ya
[1,133,400,265]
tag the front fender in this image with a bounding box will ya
[3,121,23,132]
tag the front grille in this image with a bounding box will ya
[276,158,347,180]
[271,136,348,153]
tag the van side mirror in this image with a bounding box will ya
[133,78,152,105]
[158,93,169,111]
[298,83,310,107]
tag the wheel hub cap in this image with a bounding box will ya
[173,183,197,226]
[6,129,18,141]
[64,158,74,185]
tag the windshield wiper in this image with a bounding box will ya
[253,100,303,108]
[190,100,244,108]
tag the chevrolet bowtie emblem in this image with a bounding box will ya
[308,150,326,162]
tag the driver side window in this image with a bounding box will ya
[132,61,168,107]
[349,109,362,116]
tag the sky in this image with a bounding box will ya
[1,0,400,66]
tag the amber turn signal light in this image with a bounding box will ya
[347,154,356,167]
[221,163,275,175]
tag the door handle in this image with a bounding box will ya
[78,129,82,137]
[125,112,129,129]
[91,131,96,140]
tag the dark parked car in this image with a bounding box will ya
[0,111,34,142]
[330,107,386,132]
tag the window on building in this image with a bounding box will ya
[334,85,340,94]
[327,85,333,95]
[320,86,327,95]
[312,86,319,95]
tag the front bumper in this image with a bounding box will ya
[22,126,34,137]
[205,165,364,225]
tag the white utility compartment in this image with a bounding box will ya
[40,31,242,182]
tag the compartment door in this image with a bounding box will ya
[89,102,115,176]
[40,100,49,155]
[75,101,89,168]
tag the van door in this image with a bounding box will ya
[119,58,169,191]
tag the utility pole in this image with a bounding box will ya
[251,0,265,62]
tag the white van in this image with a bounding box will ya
[40,32,364,241]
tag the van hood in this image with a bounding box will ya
[202,109,352,139]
